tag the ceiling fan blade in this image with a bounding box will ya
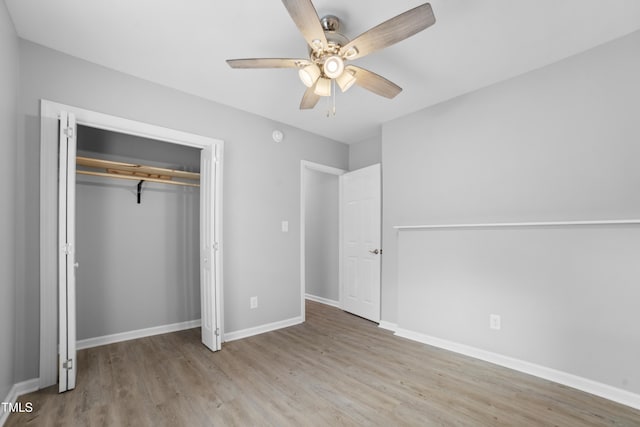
[300,83,321,109]
[347,66,402,99]
[339,3,435,60]
[281,0,328,50]
[226,58,311,69]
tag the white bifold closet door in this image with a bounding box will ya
[57,115,222,393]
[58,111,77,392]
[52,103,222,394]
[200,145,222,351]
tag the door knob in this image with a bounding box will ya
[369,249,380,255]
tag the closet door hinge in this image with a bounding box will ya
[62,359,73,370]
[215,328,220,337]
[63,126,74,138]
[213,242,219,251]
[62,243,73,255]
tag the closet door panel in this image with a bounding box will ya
[58,111,77,392]
[200,145,220,351]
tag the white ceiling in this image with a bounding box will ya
[6,0,640,144]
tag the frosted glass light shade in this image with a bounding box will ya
[314,77,332,97]
[298,64,320,87]
[343,47,359,59]
[336,70,356,92]
[323,56,344,79]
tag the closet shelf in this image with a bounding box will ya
[76,156,200,188]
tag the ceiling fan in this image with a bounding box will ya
[226,1,436,110]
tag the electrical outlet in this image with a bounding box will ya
[250,296,258,309]
[281,221,289,232]
[490,314,501,330]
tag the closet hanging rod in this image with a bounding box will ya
[77,170,200,187]
[76,156,200,188]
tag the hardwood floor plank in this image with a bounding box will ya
[7,300,640,426]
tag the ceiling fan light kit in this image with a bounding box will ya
[299,63,321,87]
[314,77,332,97]
[343,47,359,59]
[323,55,344,79]
[336,69,356,92]
[227,0,436,111]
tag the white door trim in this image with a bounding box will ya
[300,161,345,321]
[39,100,224,388]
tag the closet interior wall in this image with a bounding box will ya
[75,125,201,342]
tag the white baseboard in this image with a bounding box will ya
[394,327,640,411]
[378,321,398,332]
[305,294,340,308]
[224,316,303,342]
[1,378,39,426]
[76,319,201,350]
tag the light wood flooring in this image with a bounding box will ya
[8,300,640,426]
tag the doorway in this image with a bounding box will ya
[301,161,382,323]
[39,100,224,390]
[300,161,345,321]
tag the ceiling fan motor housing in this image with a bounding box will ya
[310,15,349,60]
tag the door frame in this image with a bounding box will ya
[39,100,224,388]
[299,161,345,321]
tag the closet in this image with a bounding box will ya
[40,101,223,392]
[74,125,202,346]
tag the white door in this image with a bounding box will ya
[340,164,381,322]
[58,111,77,392]
[200,145,222,351]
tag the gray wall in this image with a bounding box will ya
[77,124,203,167]
[349,134,381,171]
[382,30,640,394]
[0,1,18,399]
[304,169,339,302]
[398,226,640,393]
[15,40,348,382]
[76,126,201,340]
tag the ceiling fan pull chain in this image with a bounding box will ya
[326,79,336,118]
[332,80,337,117]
